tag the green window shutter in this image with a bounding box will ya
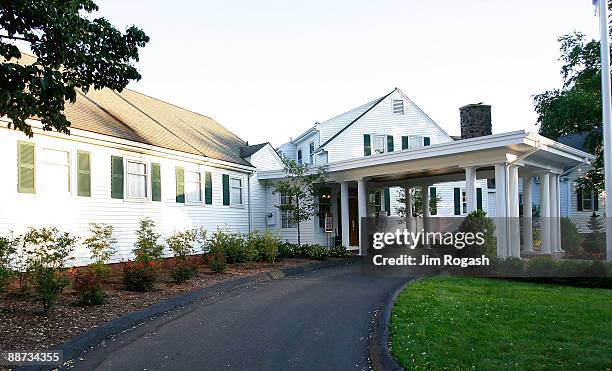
[111,156,124,199]
[222,174,230,205]
[205,171,213,204]
[476,187,483,210]
[453,187,461,215]
[429,187,437,215]
[363,134,371,156]
[423,137,431,146]
[576,188,583,211]
[151,163,161,201]
[594,192,599,211]
[384,187,391,216]
[17,141,35,194]
[401,136,409,150]
[77,151,91,197]
[387,136,394,152]
[175,167,185,203]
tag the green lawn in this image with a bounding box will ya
[390,276,612,370]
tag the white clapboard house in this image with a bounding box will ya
[0,57,593,263]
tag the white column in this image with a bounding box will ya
[549,174,560,252]
[540,173,551,254]
[340,182,350,248]
[421,185,430,247]
[465,167,478,213]
[357,179,368,255]
[405,187,413,234]
[522,176,534,252]
[556,176,562,252]
[494,164,509,257]
[508,166,520,257]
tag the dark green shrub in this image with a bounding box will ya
[495,257,525,277]
[123,261,158,291]
[73,268,105,305]
[171,266,195,283]
[33,267,70,313]
[583,213,605,254]
[225,233,245,264]
[525,256,559,277]
[557,260,586,277]
[278,242,300,258]
[0,233,18,293]
[208,252,227,273]
[306,244,328,260]
[328,245,350,258]
[457,210,496,257]
[581,260,608,277]
[560,217,582,253]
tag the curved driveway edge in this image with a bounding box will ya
[18,258,351,371]
[368,280,411,371]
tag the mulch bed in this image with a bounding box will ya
[0,259,313,352]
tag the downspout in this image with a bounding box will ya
[248,172,253,232]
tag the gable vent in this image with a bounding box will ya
[392,99,404,114]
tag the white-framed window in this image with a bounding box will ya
[393,99,404,114]
[230,177,243,205]
[186,170,202,203]
[373,134,386,154]
[40,148,71,195]
[461,189,467,214]
[297,149,303,165]
[309,141,315,164]
[409,136,423,149]
[582,191,597,211]
[126,160,147,199]
[280,193,295,228]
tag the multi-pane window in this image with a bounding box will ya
[126,161,147,198]
[582,191,595,211]
[41,148,70,195]
[318,193,331,228]
[461,190,467,214]
[409,136,423,149]
[373,135,386,154]
[393,99,404,114]
[280,193,295,228]
[297,149,303,165]
[186,171,202,202]
[230,177,242,205]
[309,142,315,164]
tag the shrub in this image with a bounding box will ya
[278,241,300,258]
[244,232,261,264]
[557,260,586,277]
[208,252,227,273]
[208,229,229,256]
[73,268,106,305]
[457,210,496,257]
[0,233,18,293]
[559,218,582,253]
[581,260,608,277]
[305,244,328,260]
[33,267,70,313]
[123,261,158,291]
[225,233,246,264]
[262,231,279,264]
[495,257,525,277]
[583,213,605,254]
[133,218,164,264]
[21,227,76,312]
[83,223,117,276]
[525,256,558,277]
[170,265,195,283]
[328,245,350,258]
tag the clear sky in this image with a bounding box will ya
[92,0,599,146]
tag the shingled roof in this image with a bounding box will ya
[12,53,252,167]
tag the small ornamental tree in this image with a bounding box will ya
[583,212,605,255]
[132,218,163,264]
[166,228,206,283]
[273,157,327,246]
[0,232,19,293]
[83,223,117,274]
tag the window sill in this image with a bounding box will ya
[230,204,244,209]
[124,197,150,204]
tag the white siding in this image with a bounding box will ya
[324,90,452,163]
[247,144,284,232]
[0,128,252,265]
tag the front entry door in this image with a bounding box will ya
[348,197,359,246]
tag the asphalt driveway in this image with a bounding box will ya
[69,263,407,371]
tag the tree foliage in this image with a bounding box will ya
[0,0,149,136]
[272,157,327,245]
[395,187,440,221]
[533,17,611,191]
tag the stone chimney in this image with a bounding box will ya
[460,103,492,139]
